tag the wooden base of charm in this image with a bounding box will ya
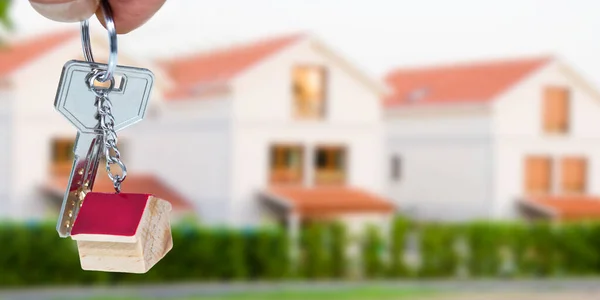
[70,192,173,273]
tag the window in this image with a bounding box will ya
[51,138,75,175]
[292,65,327,119]
[561,156,587,194]
[314,146,346,185]
[543,86,570,133]
[524,156,552,195]
[391,155,401,181]
[269,144,304,185]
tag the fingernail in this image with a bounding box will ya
[30,0,99,22]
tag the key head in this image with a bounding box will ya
[54,60,154,134]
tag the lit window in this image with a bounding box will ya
[269,144,304,185]
[51,138,75,175]
[292,66,327,119]
[314,146,346,185]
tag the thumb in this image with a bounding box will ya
[29,0,99,22]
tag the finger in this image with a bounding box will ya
[96,0,166,34]
[29,0,99,22]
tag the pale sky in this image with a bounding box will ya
[10,0,600,85]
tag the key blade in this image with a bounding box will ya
[56,132,102,237]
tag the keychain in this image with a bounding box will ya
[53,0,173,274]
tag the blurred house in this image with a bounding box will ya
[0,30,395,234]
[141,33,395,234]
[384,56,600,221]
[0,31,194,219]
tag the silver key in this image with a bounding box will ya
[54,60,154,237]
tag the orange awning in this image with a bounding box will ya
[44,173,194,212]
[262,186,395,218]
[520,196,600,221]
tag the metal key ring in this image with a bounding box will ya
[80,0,117,82]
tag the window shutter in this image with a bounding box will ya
[525,156,552,194]
[543,87,569,133]
[561,157,586,193]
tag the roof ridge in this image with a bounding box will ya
[0,29,79,77]
[384,54,554,107]
[3,29,78,48]
[158,32,307,64]
[159,31,308,100]
[386,54,554,76]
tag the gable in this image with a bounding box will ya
[491,59,600,138]
[158,34,304,101]
[230,35,384,123]
[157,33,387,101]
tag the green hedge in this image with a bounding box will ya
[418,223,459,278]
[388,217,410,277]
[362,225,384,278]
[0,222,290,286]
[3,219,600,286]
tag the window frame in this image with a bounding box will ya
[542,86,570,134]
[391,155,402,181]
[524,155,553,195]
[313,144,347,185]
[268,143,305,185]
[560,156,587,194]
[50,138,75,175]
[291,64,328,120]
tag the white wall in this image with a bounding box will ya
[385,106,494,221]
[230,38,385,226]
[11,39,82,219]
[0,90,12,218]
[492,61,600,218]
[128,98,233,225]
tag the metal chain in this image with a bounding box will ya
[87,70,127,193]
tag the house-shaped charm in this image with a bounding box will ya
[70,192,173,273]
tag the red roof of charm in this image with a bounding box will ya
[158,33,305,100]
[71,192,152,237]
[384,56,552,107]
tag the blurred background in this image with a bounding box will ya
[1,0,600,299]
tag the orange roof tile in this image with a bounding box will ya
[46,173,194,212]
[384,56,552,107]
[522,196,600,221]
[158,33,304,100]
[264,186,395,217]
[0,30,78,77]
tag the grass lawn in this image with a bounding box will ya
[80,286,439,300]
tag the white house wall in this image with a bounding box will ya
[0,89,12,218]
[492,61,600,218]
[385,107,494,221]
[11,39,85,219]
[128,97,234,225]
[231,39,384,226]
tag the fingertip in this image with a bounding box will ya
[30,0,99,23]
[96,0,166,34]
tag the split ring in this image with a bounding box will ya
[80,0,117,82]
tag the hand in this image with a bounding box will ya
[29,0,166,34]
